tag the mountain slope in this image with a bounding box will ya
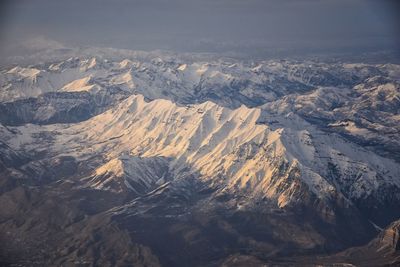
[3,94,399,226]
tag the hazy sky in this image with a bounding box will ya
[0,0,399,57]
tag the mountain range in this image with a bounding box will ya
[0,50,399,266]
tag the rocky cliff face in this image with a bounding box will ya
[378,220,400,253]
[308,219,400,266]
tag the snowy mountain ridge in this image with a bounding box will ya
[3,93,399,213]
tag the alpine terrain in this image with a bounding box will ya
[0,48,399,266]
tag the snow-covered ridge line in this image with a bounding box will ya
[3,92,399,210]
[2,55,399,107]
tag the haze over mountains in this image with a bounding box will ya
[1,0,400,65]
[0,42,399,266]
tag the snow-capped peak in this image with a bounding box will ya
[61,76,96,92]
[10,93,396,209]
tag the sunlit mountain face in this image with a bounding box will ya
[0,1,399,266]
